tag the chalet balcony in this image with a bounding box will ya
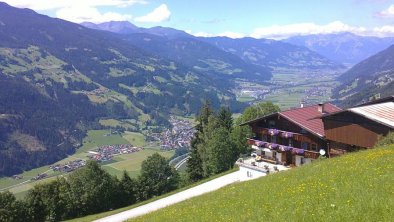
[247,138,321,159]
[236,157,290,173]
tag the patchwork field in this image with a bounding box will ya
[235,69,341,109]
[0,129,174,198]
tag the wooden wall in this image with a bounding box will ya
[323,112,391,148]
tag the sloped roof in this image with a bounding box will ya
[279,103,341,138]
[241,103,341,138]
[348,102,394,128]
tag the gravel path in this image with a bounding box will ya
[94,171,240,222]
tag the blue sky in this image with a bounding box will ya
[4,0,394,39]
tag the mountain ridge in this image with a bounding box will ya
[285,32,394,66]
[81,21,343,71]
[333,44,394,107]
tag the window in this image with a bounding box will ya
[271,135,277,143]
[262,134,268,142]
[269,120,275,127]
[300,157,305,165]
[302,142,310,150]
[288,138,293,147]
[311,144,317,151]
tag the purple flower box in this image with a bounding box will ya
[256,141,265,147]
[268,129,279,136]
[281,131,294,138]
[292,148,305,155]
[279,146,292,152]
[269,143,279,150]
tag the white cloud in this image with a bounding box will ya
[134,4,171,23]
[250,21,367,39]
[376,4,394,18]
[216,31,246,39]
[190,21,394,40]
[372,25,394,37]
[192,32,214,37]
[56,6,132,23]
[191,31,245,39]
[3,0,146,11]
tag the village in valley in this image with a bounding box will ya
[149,116,195,150]
[10,116,194,182]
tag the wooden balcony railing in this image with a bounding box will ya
[247,138,321,159]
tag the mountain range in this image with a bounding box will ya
[81,21,343,71]
[285,32,394,66]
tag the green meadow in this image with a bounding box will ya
[132,145,394,222]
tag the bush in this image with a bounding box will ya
[375,131,394,147]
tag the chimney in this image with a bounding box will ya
[318,103,323,113]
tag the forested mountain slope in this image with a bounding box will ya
[0,2,248,175]
[0,75,104,176]
[333,44,394,107]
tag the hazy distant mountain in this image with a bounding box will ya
[81,21,190,39]
[80,21,140,34]
[82,21,342,71]
[124,33,271,80]
[202,37,343,70]
[334,44,394,107]
[285,32,394,66]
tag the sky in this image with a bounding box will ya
[4,0,394,39]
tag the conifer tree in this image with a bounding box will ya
[217,106,233,131]
[187,100,213,182]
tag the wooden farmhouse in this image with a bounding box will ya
[240,103,341,167]
[321,97,394,156]
[237,96,393,181]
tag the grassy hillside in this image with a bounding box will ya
[132,145,394,221]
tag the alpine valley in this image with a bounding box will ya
[0,1,393,179]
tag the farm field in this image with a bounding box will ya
[235,69,341,109]
[0,129,173,198]
[102,148,174,178]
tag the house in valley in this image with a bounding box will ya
[237,103,341,180]
[321,97,394,156]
